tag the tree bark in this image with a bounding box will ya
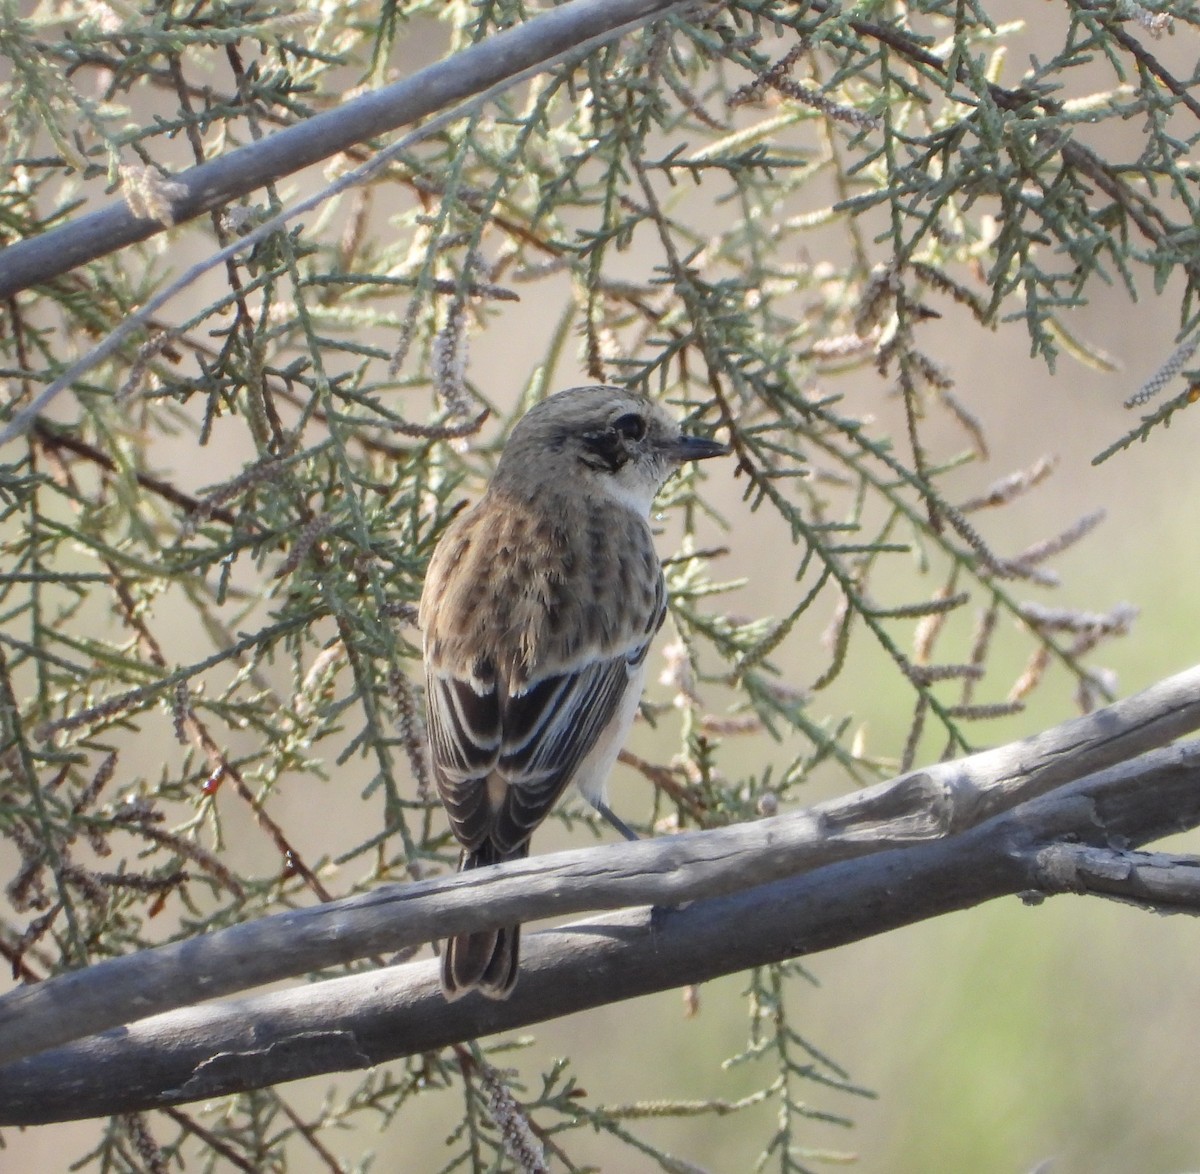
[0,0,686,300]
[1,668,1199,1124]
[4,663,1200,1070]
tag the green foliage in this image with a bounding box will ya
[0,0,1192,1168]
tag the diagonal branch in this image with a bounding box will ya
[2,730,1199,1125]
[0,0,687,302]
[0,664,1199,1077]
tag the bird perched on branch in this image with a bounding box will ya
[420,385,728,999]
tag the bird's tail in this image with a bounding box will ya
[441,842,527,1000]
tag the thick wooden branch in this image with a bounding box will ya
[0,0,684,300]
[3,663,1199,1073]
[2,735,1199,1125]
[0,771,946,1068]
[0,668,1197,1123]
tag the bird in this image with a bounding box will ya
[419,384,729,999]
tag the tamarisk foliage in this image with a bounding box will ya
[0,1,1196,1170]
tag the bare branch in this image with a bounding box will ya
[1,664,1199,1112]
[0,0,685,302]
[1032,842,1200,914]
[1,727,1199,1125]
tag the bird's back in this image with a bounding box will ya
[421,481,662,691]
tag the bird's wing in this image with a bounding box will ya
[425,667,502,850]
[426,635,651,857]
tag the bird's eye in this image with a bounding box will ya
[612,412,646,441]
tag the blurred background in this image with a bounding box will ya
[14,239,1199,1174]
[5,3,1200,1172]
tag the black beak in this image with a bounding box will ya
[671,434,730,463]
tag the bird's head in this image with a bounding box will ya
[493,385,728,515]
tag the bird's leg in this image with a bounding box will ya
[591,799,640,842]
